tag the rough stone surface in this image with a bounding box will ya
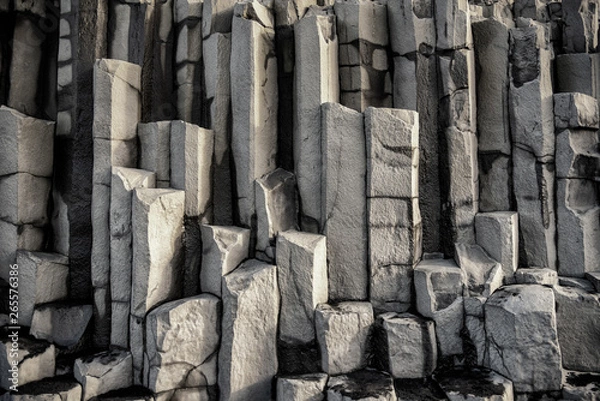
[0,173,52,226]
[455,243,503,296]
[435,0,471,50]
[484,285,563,392]
[435,367,514,401]
[586,272,600,292]
[138,121,171,185]
[74,350,133,401]
[326,370,397,401]
[1,376,82,401]
[144,294,221,392]
[200,225,250,297]
[514,268,558,286]
[387,0,435,56]
[30,303,92,348]
[277,230,327,345]
[376,312,437,379]
[277,374,328,401]
[562,371,600,401]
[0,221,44,281]
[475,212,519,278]
[321,102,367,301]
[219,259,279,401]
[554,93,599,131]
[17,251,69,327]
[315,302,374,375]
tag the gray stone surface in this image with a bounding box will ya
[74,350,133,401]
[562,0,598,53]
[514,268,558,286]
[219,259,279,401]
[138,121,171,185]
[16,251,69,327]
[276,230,328,345]
[294,6,339,230]
[230,1,278,228]
[0,376,82,401]
[435,367,514,401]
[0,221,44,282]
[321,102,367,301]
[0,331,56,390]
[277,374,328,401]
[377,312,437,379]
[485,285,563,392]
[387,0,435,56]
[435,0,471,50]
[202,0,237,37]
[555,129,600,180]
[455,243,503,296]
[475,212,518,278]
[554,92,599,131]
[556,53,600,100]
[30,303,92,348]
[562,371,600,401]
[586,271,600,292]
[326,370,396,401]
[145,294,221,392]
[315,302,374,375]
[0,173,51,226]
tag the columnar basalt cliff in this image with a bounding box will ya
[0,0,600,400]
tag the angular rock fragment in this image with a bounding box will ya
[455,243,503,296]
[321,102,367,301]
[435,0,471,50]
[30,303,92,348]
[327,370,396,401]
[514,268,558,286]
[277,230,328,345]
[0,329,55,390]
[0,173,51,226]
[144,294,220,393]
[0,221,44,281]
[17,251,69,327]
[475,212,519,277]
[554,93,599,131]
[375,312,437,379]
[277,374,328,401]
[294,6,339,231]
[74,350,133,401]
[255,168,298,252]
[138,121,171,187]
[484,285,563,392]
[435,367,514,401]
[230,1,278,228]
[315,302,373,375]
[219,260,279,401]
[553,285,600,373]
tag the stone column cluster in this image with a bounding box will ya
[1,0,600,400]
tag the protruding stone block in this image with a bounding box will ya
[200,225,250,297]
[170,121,214,219]
[475,212,519,278]
[553,285,600,372]
[435,367,514,401]
[376,312,437,379]
[321,102,367,301]
[514,268,558,286]
[0,106,54,177]
[455,243,503,297]
[144,294,221,393]
[138,121,171,186]
[277,374,328,401]
[30,303,92,348]
[255,168,298,252]
[74,350,133,401]
[0,173,51,226]
[554,92,599,130]
[484,285,563,392]
[326,370,396,401]
[219,260,279,401]
[315,302,374,375]
[231,1,278,227]
[562,0,598,54]
[276,230,328,345]
[435,0,471,50]
[17,251,69,326]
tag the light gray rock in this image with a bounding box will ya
[315,302,373,375]
[0,173,51,226]
[277,374,328,401]
[202,0,238,37]
[219,260,280,401]
[333,0,388,46]
[93,59,142,141]
[555,129,600,180]
[387,0,435,56]
[255,168,298,252]
[1,376,82,401]
[0,331,55,390]
[554,93,599,131]
[455,243,503,296]
[514,268,558,286]
[321,102,367,301]
[30,303,92,348]
[326,370,396,401]
[74,350,133,401]
[556,179,600,277]
[435,367,514,401]
[513,0,550,21]
[485,285,563,392]
[231,1,278,227]
[144,294,221,392]
[586,271,600,292]
[170,121,214,219]
[110,301,129,349]
[553,285,600,372]
[0,221,44,282]
[276,230,328,344]
[377,312,437,378]
[294,7,339,231]
[475,212,518,277]
[138,121,172,184]
[435,0,471,50]
[16,251,69,327]
[0,106,54,177]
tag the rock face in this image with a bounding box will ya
[326,370,397,401]
[435,367,514,401]
[74,350,133,401]
[277,374,328,401]
[475,212,519,278]
[455,243,503,296]
[219,260,280,401]
[315,302,374,375]
[144,294,221,393]
[1,376,82,401]
[30,303,93,347]
[484,285,563,392]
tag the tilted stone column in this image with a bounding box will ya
[138,121,171,188]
